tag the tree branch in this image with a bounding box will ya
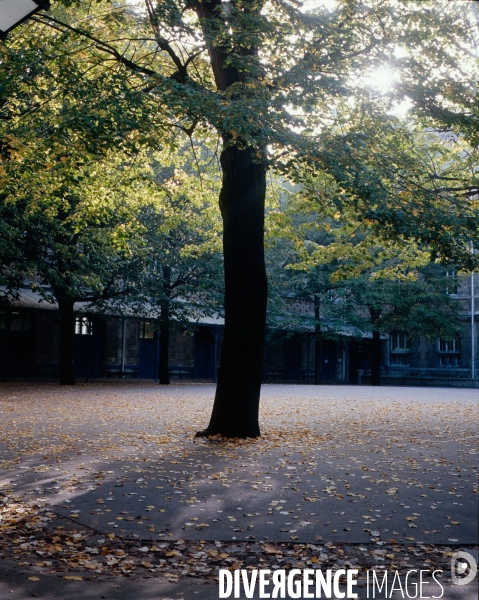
[33,14,158,78]
[145,0,188,77]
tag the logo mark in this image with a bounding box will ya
[451,551,477,586]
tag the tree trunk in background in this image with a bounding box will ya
[58,297,75,385]
[196,145,267,438]
[371,330,381,386]
[314,296,322,385]
[158,266,171,385]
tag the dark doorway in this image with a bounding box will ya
[284,335,302,380]
[139,321,158,379]
[74,317,102,379]
[139,338,157,378]
[0,310,33,379]
[349,339,371,383]
[321,340,336,381]
[194,327,215,379]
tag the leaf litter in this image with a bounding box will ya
[0,382,477,585]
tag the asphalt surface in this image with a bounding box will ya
[0,559,478,600]
[0,382,477,599]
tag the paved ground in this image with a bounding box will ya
[0,382,477,599]
[0,559,478,600]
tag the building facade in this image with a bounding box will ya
[1,273,477,387]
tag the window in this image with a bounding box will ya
[390,331,410,352]
[75,317,92,335]
[0,311,30,331]
[439,355,460,367]
[445,270,458,295]
[390,354,410,365]
[439,339,460,353]
[140,321,155,339]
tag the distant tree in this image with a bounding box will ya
[266,175,464,386]
[342,262,464,386]
[133,166,224,385]
[266,202,350,385]
[0,6,162,384]
[0,151,158,384]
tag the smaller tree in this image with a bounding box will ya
[343,261,464,385]
[0,153,154,384]
[135,167,224,384]
[266,183,464,386]
[0,18,163,384]
[266,203,353,385]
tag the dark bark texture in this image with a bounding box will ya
[58,297,75,385]
[196,145,267,437]
[194,0,267,437]
[158,266,171,385]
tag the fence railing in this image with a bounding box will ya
[382,358,477,379]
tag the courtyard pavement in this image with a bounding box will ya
[0,382,477,599]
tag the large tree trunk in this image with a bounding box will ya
[196,145,267,438]
[314,296,322,385]
[194,0,267,438]
[371,330,381,386]
[158,267,171,385]
[58,297,75,385]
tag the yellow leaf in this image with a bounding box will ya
[263,545,282,555]
[64,575,83,580]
